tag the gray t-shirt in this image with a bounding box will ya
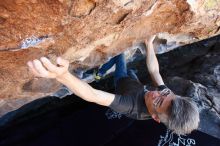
[109,77,151,120]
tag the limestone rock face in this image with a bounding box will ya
[0,0,220,115]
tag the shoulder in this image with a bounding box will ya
[116,77,144,94]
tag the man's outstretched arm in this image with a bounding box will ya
[27,57,115,106]
[145,36,165,86]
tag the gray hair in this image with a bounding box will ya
[159,96,200,135]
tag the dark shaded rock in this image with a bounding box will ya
[161,41,220,139]
[166,76,212,110]
[125,35,220,139]
[0,95,89,128]
[165,76,220,138]
[199,109,220,140]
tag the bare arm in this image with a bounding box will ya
[57,72,115,106]
[145,36,165,86]
[27,57,115,106]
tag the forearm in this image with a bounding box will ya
[146,41,164,86]
[56,72,114,106]
[27,56,115,106]
[149,71,164,86]
[57,72,94,101]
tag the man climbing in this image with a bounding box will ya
[27,35,199,135]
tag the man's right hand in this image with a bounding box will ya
[27,57,70,80]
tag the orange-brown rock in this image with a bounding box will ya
[0,0,219,116]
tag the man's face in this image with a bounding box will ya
[145,90,176,122]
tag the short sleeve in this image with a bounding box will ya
[109,94,134,115]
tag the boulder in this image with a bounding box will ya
[0,0,220,115]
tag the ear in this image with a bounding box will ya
[152,114,160,123]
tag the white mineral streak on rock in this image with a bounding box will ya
[112,0,142,10]
[19,36,55,50]
[143,1,158,16]
[187,0,198,12]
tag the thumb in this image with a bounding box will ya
[57,57,69,67]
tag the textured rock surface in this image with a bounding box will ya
[0,0,220,115]
[159,40,220,139]
[0,37,219,139]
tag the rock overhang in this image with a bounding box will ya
[0,0,220,116]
